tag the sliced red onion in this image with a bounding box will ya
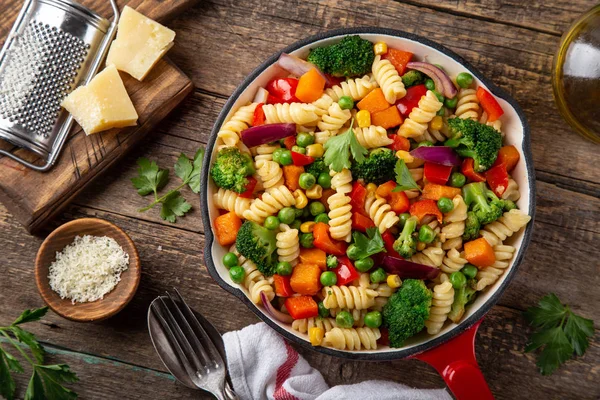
[241,123,295,148]
[253,87,269,104]
[381,255,440,280]
[277,53,329,85]
[407,61,458,99]
[261,292,293,323]
[410,146,461,166]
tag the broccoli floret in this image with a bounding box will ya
[382,279,432,347]
[350,148,396,184]
[462,182,504,225]
[462,211,481,241]
[502,199,517,211]
[445,118,502,172]
[307,35,375,78]
[326,255,338,269]
[448,279,477,323]
[235,221,278,276]
[393,216,418,259]
[305,157,327,178]
[401,70,426,88]
[210,147,255,193]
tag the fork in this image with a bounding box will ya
[151,289,236,400]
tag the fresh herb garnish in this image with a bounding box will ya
[0,307,78,400]
[392,159,420,192]
[132,149,204,223]
[524,294,594,375]
[351,227,386,259]
[323,121,368,172]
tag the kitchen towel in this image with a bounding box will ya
[223,322,451,400]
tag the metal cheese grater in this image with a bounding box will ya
[0,0,119,171]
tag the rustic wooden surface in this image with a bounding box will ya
[0,0,195,233]
[1,0,599,399]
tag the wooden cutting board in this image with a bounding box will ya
[0,0,197,233]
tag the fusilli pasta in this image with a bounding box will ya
[322,285,378,310]
[276,224,300,266]
[324,327,381,350]
[372,55,406,103]
[479,209,531,247]
[257,160,284,190]
[292,317,336,334]
[425,279,455,335]
[253,143,279,169]
[230,245,274,304]
[318,102,352,132]
[454,88,480,120]
[243,185,296,224]
[441,195,468,246]
[411,243,445,267]
[502,178,520,201]
[398,90,443,138]
[213,188,251,219]
[216,103,258,147]
[365,194,399,234]
[328,169,353,241]
[354,125,394,148]
[325,75,379,102]
[476,244,516,291]
[440,248,468,274]
[263,102,320,126]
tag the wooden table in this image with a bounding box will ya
[1,1,599,399]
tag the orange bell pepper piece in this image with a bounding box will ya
[283,165,305,191]
[299,248,327,270]
[214,212,242,246]
[273,274,294,297]
[312,222,348,256]
[464,238,496,268]
[290,263,322,295]
[492,145,520,172]
[352,212,375,233]
[357,88,390,114]
[382,48,413,75]
[461,158,486,182]
[388,191,410,214]
[421,183,462,201]
[295,68,326,103]
[409,199,443,223]
[375,180,397,198]
[285,296,319,320]
[371,105,403,129]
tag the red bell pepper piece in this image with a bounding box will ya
[239,176,257,198]
[284,296,318,320]
[273,274,294,297]
[283,136,296,150]
[252,103,265,126]
[424,162,453,185]
[461,158,486,182]
[476,87,504,122]
[312,222,348,256]
[324,74,345,88]
[266,78,299,104]
[492,145,520,172]
[382,231,402,259]
[334,256,360,286]
[382,48,413,75]
[396,84,427,116]
[352,212,375,233]
[267,94,283,104]
[389,191,410,214]
[410,199,443,223]
[378,328,390,346]
[388,134,410,152]
[291,151,314,166]
[485,164,509,197]
[349,182,368,215]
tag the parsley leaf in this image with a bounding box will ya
[351,227,386,259]
[524,293,595,375]
[323,123,367,172]
[9,326,44,363]
[0,350,17,400]
[130,158,169,196]
[160,191,192,223]
[12,307,48,326]
[392,159,420,192]
[33,365,78,400]
[188,148,205,194]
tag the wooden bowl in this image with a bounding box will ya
[35,218,141,322]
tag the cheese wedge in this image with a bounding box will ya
[61,65,138,135]
[106,6,176,81]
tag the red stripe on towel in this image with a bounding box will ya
[273,341,299,400]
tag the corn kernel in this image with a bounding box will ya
[309,327,325,346]
[374,42,388,56]
[387,274,402,289]
[293,189,308,209]
[300,221,316,233]
[417,242,426,251]
[306,184,323,199]
[395,150,414,164]
[429,115,443,131]
[356,110,371,128]
[306,143,324,158]
[366,183,377,194]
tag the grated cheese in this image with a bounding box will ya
[48,235,130,304]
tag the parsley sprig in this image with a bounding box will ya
[131,149,204,223]
[524,294,594,375]
[351,227,386,260]
[0,307,78,400]
[392,159,420,192]
[323,121,368,172]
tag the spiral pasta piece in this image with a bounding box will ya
[312,93,335,116]
[314,130,337,144]
[243,185,296,223]
[372,55,406,103]
[324,327,381,350]
[230,245,274,304]
[366,195,399,234]
[257,160,284,190]
[454,88,480,120]
[411,243,445,267]
[398,90,443,138]
[479,110,502,134]
[328,169,353,241]
[322,285,378,310]
[502,178,520,201]
[213,188,252,219]
[263,102,320,126]
[479,209,531,247]
[441,248,468,274]
[276,224,300,266]
[318,102,352,132]
[354,125,394,149]
[292,317,337,334]
[330,168,353,193]
[476,244,516,291]
[425,280,455,335]
[253,143,280,169]
[415,127,448,144]
[371,283,397,311]
[325,75,378,102]
[441,195,467,247]
[216,103,258,147]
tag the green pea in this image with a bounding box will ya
[279,150,293,166]
[437,197,454,213]
[355,257,374,272]
[309,201,326,216]
[302,206,312,219]
[291,145,306,154]
[432,90,445,103]
[326,255,338,269]
[364,311,382,328]
[276,261,293,276]
[417,141,434,148]
[450,172,466,188]
[320,271,337,286]
[425,78,435,91]
[222,252,238,269]
[289,219,302,231]
[278,207,296,224]
[314,213,330,224]
[317,172,332,189]
[418,225,436,243]
[450,271,467,289]
[299,173,316,190]
[294,207,304,218]
[300,233,314,248]
[272,148,284,164]
[338,95,354,110]
[398,213,411,228]
[444,96,458,109]
[318,301,330,318]
[370,267,387,284]
[462,264,478,279]
[436,106,446,116]
[296,133,315,147]
[335,311,354,329]
[229,266,245,283]
[346,244,361,261]
[456,72,474,89]
[264,215,280,230]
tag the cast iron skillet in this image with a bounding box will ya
[201,27,536,399]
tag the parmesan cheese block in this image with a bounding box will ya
[106,6,176,81]
[61,65,138,135]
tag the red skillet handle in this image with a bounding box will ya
[410,319,493,400]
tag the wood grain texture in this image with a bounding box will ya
[35,218,141,322]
